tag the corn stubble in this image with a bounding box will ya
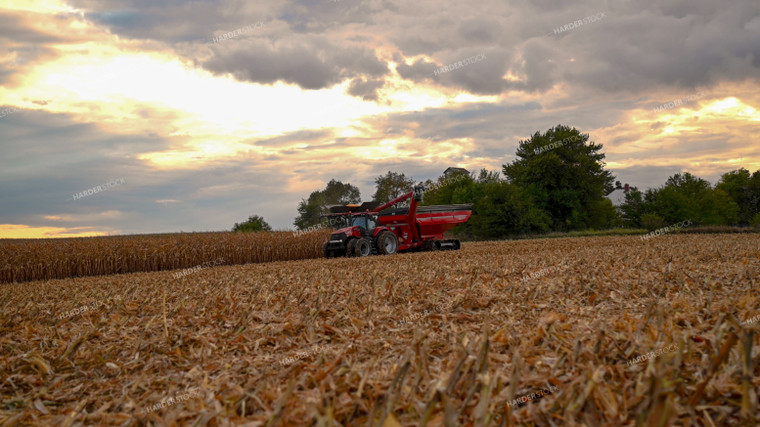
[1,234,759,425]
[0,231,331,283]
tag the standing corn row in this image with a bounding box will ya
[0,230,332,283]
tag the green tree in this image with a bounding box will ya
[294,179,361,229]
[423,169,550,238]
[716,168,760,225]
[232,215,272,232]
[621,172,741,227]
[620,187,651,227]
[639,213,665,231]
[588,198,621,229]
[654,173,738,225]
[372,171,415,202]
[420,170,475,206]
[465,179,551,239]
[321,179,361,205]
[502,125,615,231]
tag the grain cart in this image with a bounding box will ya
[322,186,472,257]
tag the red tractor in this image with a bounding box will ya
[322,186,472,257]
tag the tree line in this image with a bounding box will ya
[234,124,760,236]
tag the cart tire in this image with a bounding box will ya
[346,239,357,257]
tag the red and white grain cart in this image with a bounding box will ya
[322,186,472,257]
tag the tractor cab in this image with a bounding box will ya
[327,213,377,237]
[326,213,374,241]
[350,214,379,237]
[323,212,389,257]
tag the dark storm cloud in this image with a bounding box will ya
[67,0,393,90]
[347,77,384,100]
[70,0,397,43]
[396,50,515,95]
[392,0,759,94]
[0,69,13,84]
[394,56,436,80]
[0,13,63,44]
[379,101,543,144]
[203,33,387,89]
[457,17,503,44]
[276,0,400,34]
[0,13,62,84]
[65,0,759,96]
[555,5,760,94]
[0,110,316,232]
[72,0,238,44]
[0,110,173,212]
[255,129,331,147]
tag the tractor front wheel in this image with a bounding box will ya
[354,238,372,257]
[323,242,332,258]
[346,239,358,257]
[375,231,398,255]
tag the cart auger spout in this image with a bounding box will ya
[321,185,472,258]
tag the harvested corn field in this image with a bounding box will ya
[1,234,759,425]
[0,231,330,284]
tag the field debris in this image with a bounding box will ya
[1,234,758,425]
[624,343,679,366]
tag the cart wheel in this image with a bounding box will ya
[346,239,357,257]
[355,238,372,257]
[375,231,398,255]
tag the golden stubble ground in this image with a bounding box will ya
[1,234,759,426]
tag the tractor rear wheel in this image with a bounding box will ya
[375,231,398,255]
[354,238,372,257]
[346,239,357,257]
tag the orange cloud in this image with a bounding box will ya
[0,224,109,239]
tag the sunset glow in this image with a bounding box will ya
[1,0,758,237]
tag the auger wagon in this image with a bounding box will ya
[322,186,472,257]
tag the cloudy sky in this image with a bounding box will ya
[1,0,759,237]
